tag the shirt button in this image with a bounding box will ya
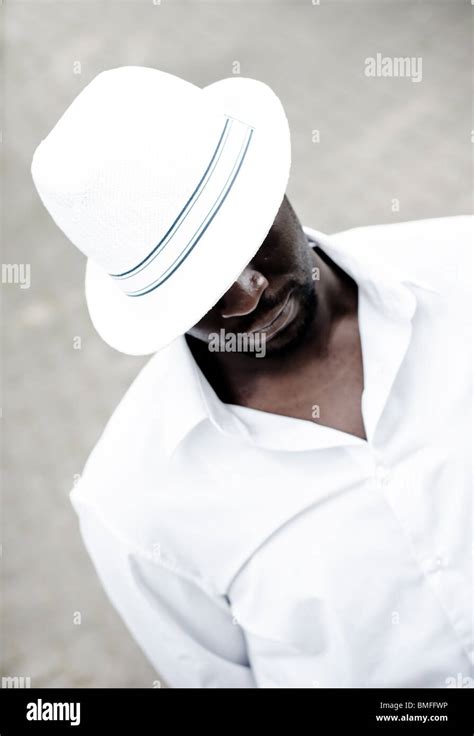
[374,464,390,484]
[425,556,446,574]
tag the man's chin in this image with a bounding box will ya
[262,288,317,358]
[262,324,309,357]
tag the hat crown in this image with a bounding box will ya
[31,66,237,276]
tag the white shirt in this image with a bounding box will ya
[70,216,473,688]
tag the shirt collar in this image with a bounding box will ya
[304,225,439,299]
[158,334,251,458]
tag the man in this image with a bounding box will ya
[32,66,472,688]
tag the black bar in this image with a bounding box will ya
[0,687,472,734]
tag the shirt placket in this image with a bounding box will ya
[356,281,473,671]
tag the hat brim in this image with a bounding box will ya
[85,76,291,355]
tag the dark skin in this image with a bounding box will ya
[186,195,367,440]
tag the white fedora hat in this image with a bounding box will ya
[31,66,291,355]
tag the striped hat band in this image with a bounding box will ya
[110,115,254,298]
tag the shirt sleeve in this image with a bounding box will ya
[71,496,257,688]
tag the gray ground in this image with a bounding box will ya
[1,0,471,688]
